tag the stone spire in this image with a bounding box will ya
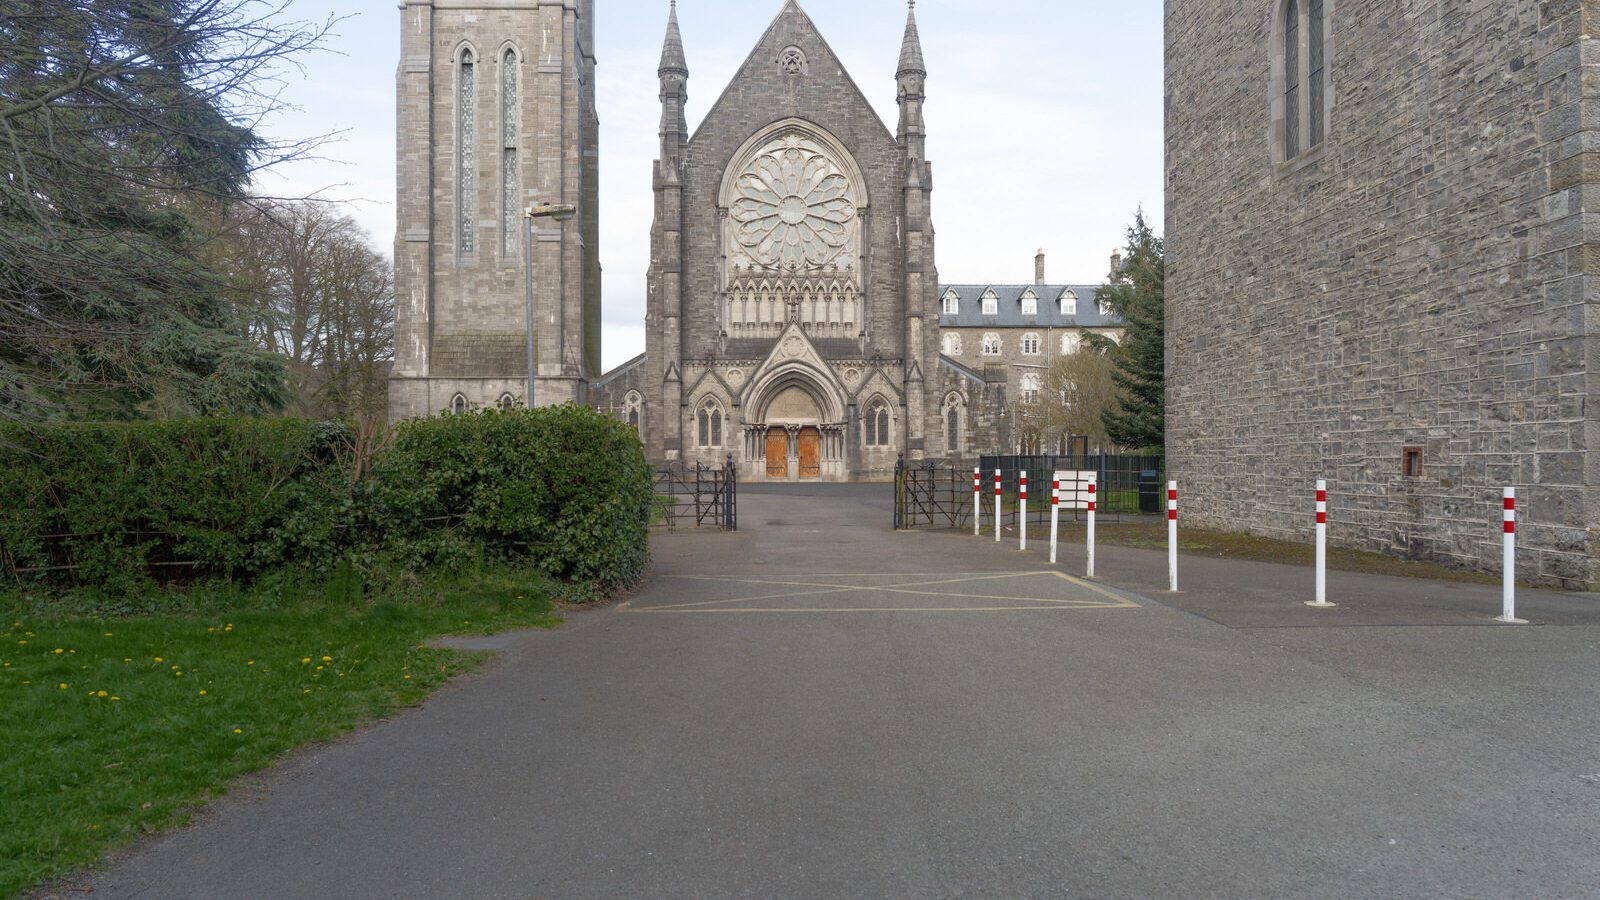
[658,1,687,77]
[896,0,927,159]
[897,0,926,78]
[658,1,688,172]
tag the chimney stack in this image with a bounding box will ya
[1035,248,1046,285]
[1110,248,1124,278]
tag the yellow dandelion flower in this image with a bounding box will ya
[316,665,324,671]
[153,657,163,663]
[233,728,242,734]
[104,633,113,637]
[247,660,255,666]
[53,648,64,654]
[301,658,311,664]
[404,675,412,680]
[207,627,216,633]
[321,656,332,662]
[111,696,120,701]
[97,690,108,698]
[198,690,207,696]
[58,683,68,689]
[174,672,183,678]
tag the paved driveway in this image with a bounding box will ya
[66,484,1600,898]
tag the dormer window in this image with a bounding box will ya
[942,290,960,315]
[1020,290,1037,316]
[1059,289,1078,316]
[981,289,998,316]
[1098,296,1113,316]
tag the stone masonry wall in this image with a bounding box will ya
[1165,0,1599,587]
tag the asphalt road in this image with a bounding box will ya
[62,484,1600,899]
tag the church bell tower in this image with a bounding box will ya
[390,0,601,419]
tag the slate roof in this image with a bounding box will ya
[936,284,1123,329]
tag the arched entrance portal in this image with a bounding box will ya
[743,375,847,481]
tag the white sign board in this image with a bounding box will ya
[1053,470,1098,511]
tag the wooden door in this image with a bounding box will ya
[766,428,789,478]
[798,427,822,479]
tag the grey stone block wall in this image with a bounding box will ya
[1165,0,1599,587]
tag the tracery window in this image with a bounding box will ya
[942,332,962,356]
[1059,289,1078,316]
[981,290,998,317]
[723,126,862,337]
[864,398,892,448]
[1021,290,1038,316]
[1277,0,1330,162]
[1022,333,1041,356]
[778,46,808,75]
[1020,373,1041,406]
[501,48,520,258]
[450,393,469,415]
[982,333,1001,356]
[944,393,965,454]
[1061,332,1082,355]
[458,48,477,254]
[498,393,516,411]
[942,290,960,315]
[624,391,643,430]
[696,398,724,449]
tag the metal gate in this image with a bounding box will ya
[893,457,972,530]
[653,455,738,530]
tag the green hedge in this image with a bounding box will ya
[370,405,652,590]
[0,419,352,595]
[0,406,652,598]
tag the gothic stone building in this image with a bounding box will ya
[592,1,1006,480]
[1166,1,1599,587]
[389,0,602,419]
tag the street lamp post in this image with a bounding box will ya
[523,203,578,408]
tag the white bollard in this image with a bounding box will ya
[1087,475,1097,578]
[994,469,1002,544]
[1049,477,1060,564]
[973,467,981,537]
[1019,471,1028,551]
[1497,488,1526,624]
[1307,479,1335,608]
[1167,481,1179,592]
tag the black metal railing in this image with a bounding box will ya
[653,455,738,530]
[896,454,1164,532]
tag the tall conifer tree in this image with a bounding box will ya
[1099,211,1165,452]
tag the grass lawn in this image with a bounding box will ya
[0,566,561,898]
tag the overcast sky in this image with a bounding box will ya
[253,0,1163,371]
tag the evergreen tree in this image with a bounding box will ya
[1099,211,1165,452]
[0,1,329,420]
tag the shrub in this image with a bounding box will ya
[0,419,355,594]
[370,404,652,591]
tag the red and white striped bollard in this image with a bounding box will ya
[994,469,1002,544]
[1049,476,1060,564]
[1307,480,1334,608]
[1019,471,1028,551]
[1497,488,1526,624]
[973,467,981,537]
[1167,481,1179,592]
[1087,476,1097,578]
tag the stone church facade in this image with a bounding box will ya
[591,1,1006,481]
[1166,1,1599,587]
[389,0,602,420]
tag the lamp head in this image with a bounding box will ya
[525,203,578,222]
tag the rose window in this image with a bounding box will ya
[729,136,857,269]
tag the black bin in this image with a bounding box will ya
[1138,470,1161,514]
